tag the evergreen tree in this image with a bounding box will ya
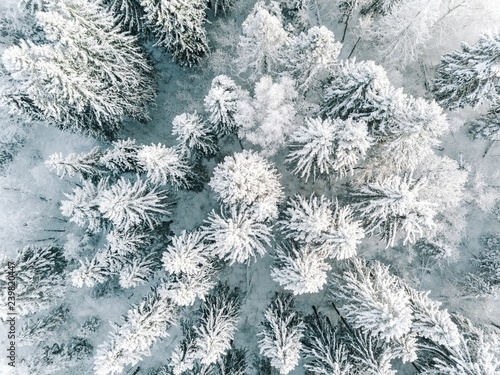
[320,59,393,131]
[209,150,284,221]
[118,252,158,288]
[352,173,436,247]
[101,0,145,35]
[468,105,500,141]
[329,257,413,342]
[212,347,248,375]
[203,207,273,264]
[283,26,342,94]
[360,0,403,15]
[97,177,173,230]
[2,0,156,138]
[45,146,104,179]
[141,0,209,67]
[211,0,235,17]
[236,1,289,80]
[279,195,364,260]
[94,284,178,375]
[0,245,66,317]
[18,304,71,346]
[100,138,141,173]
[301,310,353,375]
[433,30,500,110]
[204,75,246,137]
[137,143,191,188]
[287,117,372,181]
[172,112,218,158]
[236,75,298,156]
[258,292,305,375]
[271,242,331,295]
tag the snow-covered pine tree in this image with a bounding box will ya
[286,117,372,181]
[329,257,413,342]
[352,173,437,247]
[404,286,460,347]
[236,75,298,156]
[45,146,103,179]
[420,315,500,374]
[141,0,209,66]
[371,91,450,173]
[301,309,353,375]
[258,292,305,375]
[203,206,273,264]
[209,150,284,221]
[433,30,500,110]
[101,0,145,35]
[97,177,173,230]
[100,138,141,173]
[463,234,500,297]
[279,195,364,260]
[137,143,191,188]
[271,242,331,295]
[468,105,500,140]
[69,254,111,288]
[23,336,93,375]
[320,59,393,132]
[211,0,235,17]
[18,304,70,346]
[118,252,158,288]
[0,245,66,317]
[193,282,241,366]
[283,26,342,94]
[360,0,402,15]
[236,1,289,80]
[169,319,199,374]
[162,230,216,306]
[106,228,152,257]
[1,0,156,138]
[204,75,247,137]
[279,0,310,30]
[172,112,218,158]
[94,284,178,375]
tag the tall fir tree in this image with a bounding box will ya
[2,0,156,138]
[141,0,209,66]
[433,30,500,110]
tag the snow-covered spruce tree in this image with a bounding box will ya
[94,284,178,375]
[370,91,450,173]
[203,206,273,264]
[162,230,216,306]
[283,26,342,94]
[329,257,413,342]
[236,75,298,156]
[193,282,241,366]
[101,0,145,35]
[0,245,66,317]
[212,347,248,375]
[97,177,174,230]
[100,138,141,173]
[236,1,289,80]
[22,336,93,375]
[172,112,218,158]
[433,30,500,110]
[362,0,442,67]
[204,75,247,137]
[419,315,500,374]
[137,143,191,189]
[141,0,208,67]
[271,242,331,295]
[360,0,402,15]
[211,0,235,17]
[405,286,460,348]
[18,304,70,347]
[463,234,500,297]
[209,150,284,221]
[169,319,199,374]
[279,195,364,260]
[45,146,104,180]
[352,173,437,247]
[1,0,156,138]
[69,252,111,288]
[320,59,393,132]
[287,117,372,181]
[468,105,500,140]
[118,252,158,288]
[279,0,311,30]
[301,309,353,375]
[258,292,305,375]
